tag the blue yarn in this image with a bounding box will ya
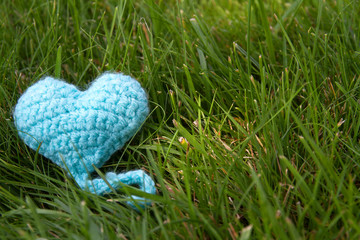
[14,72,156,208]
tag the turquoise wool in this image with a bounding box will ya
[14,73,156,207]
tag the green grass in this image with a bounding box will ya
[1,0,360,239]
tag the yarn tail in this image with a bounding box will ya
[77,170,156,208]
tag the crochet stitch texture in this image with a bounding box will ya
[14,72,156,207]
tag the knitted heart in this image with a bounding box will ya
[14,72,155,207]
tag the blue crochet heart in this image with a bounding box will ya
[14,73,155,207]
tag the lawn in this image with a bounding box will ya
[1,0,360,239]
